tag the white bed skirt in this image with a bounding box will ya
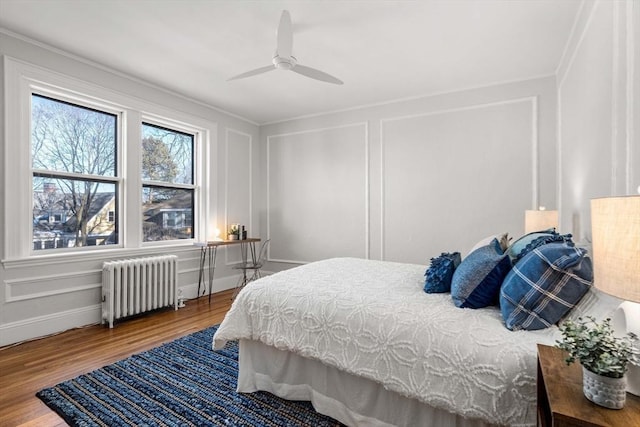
[237,339,496,427]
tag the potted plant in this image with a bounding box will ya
[228,224,239,240]
[556,316,639,409]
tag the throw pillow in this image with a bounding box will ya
[500,242,593,331]
[424,252,461,293]
[451,238,512,308]
[505,229,573,263]
[469,232,510,254]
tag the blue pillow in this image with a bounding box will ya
[511,232,575,264]
[424,252,461,293]
[505,228,559,262]
[500,242,593,331]
[451,239,512,308]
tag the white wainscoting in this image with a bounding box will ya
[381,98,538,263]
[0,252,240,346]
[5,271,101,303]
[267,123,369,264]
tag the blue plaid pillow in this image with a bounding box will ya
[500,242,593,331]
[424,252,461,293]
[451,239,511,308]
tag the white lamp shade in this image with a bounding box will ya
[524,209,558,234]
[590,196,640,302]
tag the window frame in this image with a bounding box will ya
[140,117,200,246]
[30,92,123,254]
[2,57,214,267]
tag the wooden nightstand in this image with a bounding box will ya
[537,344,640,427]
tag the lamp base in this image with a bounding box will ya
[612,301,640,396]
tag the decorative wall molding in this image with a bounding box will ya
[557,1,599,88]
[0,270,242,346]
[625,0,637,194]
[261,73,555,127]
[379,96,539,260]
[266,122,369,264]
[2,244,200,270]
[612,0,621,195]
[224,128,253,266]
[4,259,201,303]
[5,268,101,302]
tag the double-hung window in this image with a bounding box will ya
[141,123,195,242]
[3,57,212,263]
[31,94,119,251]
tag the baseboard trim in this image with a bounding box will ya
[0,273,260,347]
[0,304,101,347]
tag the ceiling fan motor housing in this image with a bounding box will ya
[273,55,297,70]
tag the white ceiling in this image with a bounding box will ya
[0,0,582,124]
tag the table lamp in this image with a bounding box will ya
[525,207,558,233]
[213,227,223,242]
[591,195,640,396]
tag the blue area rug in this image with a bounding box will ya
[37,325,344,426]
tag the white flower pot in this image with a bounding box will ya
[582,366,627,409]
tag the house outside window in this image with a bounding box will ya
[141,123,195,242]
[31,95,118,251]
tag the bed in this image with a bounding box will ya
[212,256,591,426]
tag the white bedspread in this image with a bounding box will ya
[213,257,560,426]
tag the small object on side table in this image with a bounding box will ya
[537,344,640,427]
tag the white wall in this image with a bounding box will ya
[558,0,639,243]
[261,76,557,270]
[0,32,260,346]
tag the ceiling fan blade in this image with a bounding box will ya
[227,65,275,81]
[292,64,343,85]
[277,10,293,59]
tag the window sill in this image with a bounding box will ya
[1,242,199,270]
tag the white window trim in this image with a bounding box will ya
[2,57,215,268]
[139,114,202,248]
[30,90,124,257]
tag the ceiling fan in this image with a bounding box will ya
[228,10,343,85]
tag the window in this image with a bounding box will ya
[31,95,119,251]
[4,57,212,263]
[141,123,195,242]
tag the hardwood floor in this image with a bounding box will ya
[0,290,235,427]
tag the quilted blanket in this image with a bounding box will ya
[213,258,560,426]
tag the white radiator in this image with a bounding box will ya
[102,255,179,328]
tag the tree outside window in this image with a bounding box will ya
[141,123,194,242]
[31,94,118,250]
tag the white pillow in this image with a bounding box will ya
[469,232,509,254]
